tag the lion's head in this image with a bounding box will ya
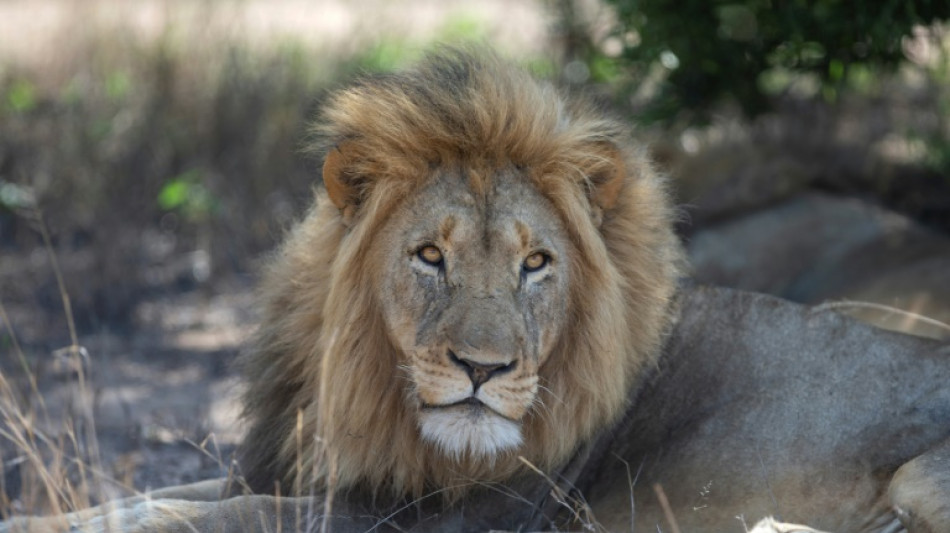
[237,49,683,500]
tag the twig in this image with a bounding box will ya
[36,214,79,350]
[652,484,681,533]
[37,209,104,512]
[320,451,338,533]
[815,300,950,338]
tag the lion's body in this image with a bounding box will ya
[3,50,950,533]
[587,287,950,532]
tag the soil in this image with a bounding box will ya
[1,271,253,508]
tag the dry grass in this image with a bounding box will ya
[1,209,105,518]
[0,16,344,519]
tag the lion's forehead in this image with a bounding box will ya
[400,168,568,254]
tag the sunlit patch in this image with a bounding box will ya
[419,406,522,460]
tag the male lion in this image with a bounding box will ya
[3,49,949,533]
[236,47,683,502]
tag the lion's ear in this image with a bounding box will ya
[584,141,625,222]
[322,142,363,221]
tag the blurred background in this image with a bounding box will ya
[1,0,949,518]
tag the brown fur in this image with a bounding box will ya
[236,49,683,501]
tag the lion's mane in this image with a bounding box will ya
[237,49,683,500]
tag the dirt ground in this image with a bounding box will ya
[1,270,255,508]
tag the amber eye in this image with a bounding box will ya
[523,252,549,273]
[417,245,444,266]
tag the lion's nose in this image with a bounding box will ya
[448,350,516,390]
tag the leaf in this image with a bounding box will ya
[7,80,36,113]
[158,178,190,210]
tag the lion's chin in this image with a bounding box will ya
[418,405,522,460]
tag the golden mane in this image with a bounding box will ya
[237,49,683,500]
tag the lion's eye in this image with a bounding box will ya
[417,245,444,266]
[522,252,549,273]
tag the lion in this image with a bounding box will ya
[3,49,950,533]
[234,47,683,502]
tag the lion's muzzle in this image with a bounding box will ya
[412,322,536,458]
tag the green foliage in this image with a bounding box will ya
[105,71,132,101]
[602,0,950,120]
[157,170,217,222]
[524,57,558,79]
[358,39,417,72]
[436,14,488,42]
[6,79,37,113]
[355,15,490,73]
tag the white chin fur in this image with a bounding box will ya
[419,409,522,459]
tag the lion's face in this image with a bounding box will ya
[376,168,570,459]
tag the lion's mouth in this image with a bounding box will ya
[433,396,484,409]
[421,397,517,421]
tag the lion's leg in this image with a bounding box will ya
[890,437,950,532]
[78,494,325,533]
[2,492,381,533]
[0,479,227,533]
[135,477,227,501]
